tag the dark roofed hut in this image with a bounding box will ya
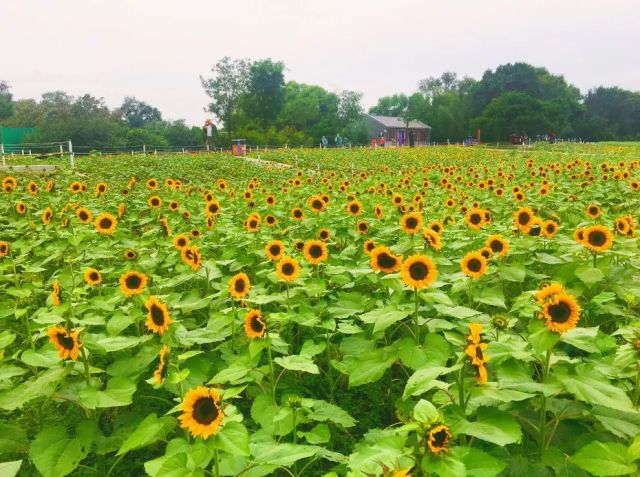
[366,114,431,146]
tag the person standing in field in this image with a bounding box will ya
[379,133,385,148]
[335,133,342,148]
[203,119,216,149]
[371,137,377,148]
[321,136,328,148]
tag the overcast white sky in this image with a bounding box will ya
[2,0,639,126]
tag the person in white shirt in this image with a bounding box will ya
[203,119,216,149]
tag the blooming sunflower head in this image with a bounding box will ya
[460,251,487,279]
[400,255,438,290]
[145,296,173,335]
[244,309,266,339]
[264,240,285,262]
[370,246,402,273]
[179,386,224,439]
[119,271,148,296]
[400,212,423,235]
[229,273,250,299]
[47,325,81,361]
[84,268,102,286]
[485,235,508,257]
[582,225,613,253]
[0,241,9,257]
[95,213,117,235]
[303,240,328,265]
[276,256,300,282]
[541,293,581,333]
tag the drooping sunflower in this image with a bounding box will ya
[0,241,9,257]
[541,293,581,333]
[391,468,412,477]
[119,271,148,296]
[485,235,509,257]
[179,386,224,439]
[244,309,266,339]
[400,212,423,235]
[370,246,402,273]
[586,204,601,219]
[148,195,162,208]
[374,204,383,219]
[181,245,202,271]
[264,240,285,262]
[117,202,126,218]
[276,256,300,282]
[513,206,535,232]
[42,207,53,225]
[173,233,190,250]
[427,424,451,454]
[401,255,438,289]
[84,268,102,286]
[145,296,173,335]
[47,325,81,361]
[76,207,92,224]
[303,240,328,265]
[582,225,613,253]
[460,251,488,279]
[229,273,250,299]
[95,213,117,235]
[346,199,363,217]
[51,279,62,306]
[154,345,170,384]
[422,228,442,251]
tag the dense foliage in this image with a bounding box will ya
[1,144,639,477]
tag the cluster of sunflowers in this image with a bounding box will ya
[1,145,639,477]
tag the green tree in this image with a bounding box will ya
[0,81,14,120]
[242,59,285,143]
[117,97,162,128]
[201,56,251,142]
[576,87,640,140]
[2,99,44,127]
[337,90,364,134]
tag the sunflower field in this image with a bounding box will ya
[1,145,640,477]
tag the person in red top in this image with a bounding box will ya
[371,137,377,148]
[379,134,385,148]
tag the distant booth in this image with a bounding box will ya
[231,139,246,157]
[365,114,431,146]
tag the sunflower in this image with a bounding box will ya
[119,271,148,296]
[159,217,171,237]
[244,309,266,339]
[582,225,613,253]
[2,176,17,192]
[535,283,565,306]
[16,201,26,215]
[422,229,442,251]
[123,249,138,261]
[148,195,162,208]
[264,214,277,227]
[229,273,250,299]
[374,204,383,219]
[291,207,304,221]
[47,325,81,361]
[190,229,201,239]
[370,246,402,273]
[276,256,300,282]
[465,208,485,230]
[542,220,559,239]
[427,425,451,454]
[303,240,328,265]
[179,386,224,439]
[264,240,285,262]
[154,345,170,384]
[428,221,444,235]
[244,213,260,232]
[346,199,363,217]
[614,217,631,235]
[206,199,221,216]
[27,181,39,195]
[586,204,601,219]
[76,207,92,224]
[308,196,326,213]
[318,228,331,241]
[485,235,509,257]
[117,203,126,218]
[513,206,535,232]
[95,182,107,196]
[401,255,438,289]
[95,213,117,235]
[541,293,581,333]
[400,212,423,235]
[51,279,62,306]
[363,239,377,256]
[479,246,493,260]
[181,245,202,271]
[173,234,190,250]
[0,241,9,257]
[84,268,102,286]
[146,178,159,190]
[356,221,369,234]
[573,227,585,243]
[42,207,53,225]
[145,296,173,334]
[69,181,83,194]
[460,251,488,279]
[169,201,180,212]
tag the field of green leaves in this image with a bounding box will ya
[1,144,639,477]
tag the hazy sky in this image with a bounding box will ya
[2,0,639,126]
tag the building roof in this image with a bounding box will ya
[367,114,431,130]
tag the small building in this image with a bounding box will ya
[365,114,431,146]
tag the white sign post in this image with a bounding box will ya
[68,140,75,169]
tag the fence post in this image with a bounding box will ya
[21,149,24,155]
[68,140,75,169]
[131,150,134,156]
[154,149,157,156]
[59,144,64,159]
[143,144,146,155]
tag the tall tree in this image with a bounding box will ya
[0,81,14,120]
[117,97,162,128]
[242,59,285,142]
[201,56,251,141]
[337,90,364,132]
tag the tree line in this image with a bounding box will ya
[0,60,639,149]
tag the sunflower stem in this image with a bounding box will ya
[214,448,221,477]
[231,300,236,353]
[266,335,277,405]
[632,361,640,406]
[79,346,92,386]
[413,287,420,345]
[458,364,466,414]
[538,349,552,458]
[593,251,598,268]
